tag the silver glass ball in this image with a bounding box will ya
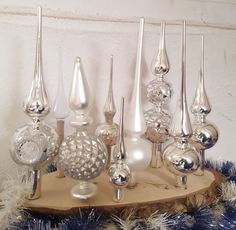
[163,142,200,176]
[10,122,59,167]
[147,79,172,106]
[59,131,107,180]
[95,123,119,146]
[145,108,171,143]
[191,123,218,150]
[108,161,131,188]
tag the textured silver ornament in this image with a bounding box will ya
[144,22,172,168]
[59,57,107,200]
[59,131,107,180]
[163,21,200,189]
[10,7,59,200]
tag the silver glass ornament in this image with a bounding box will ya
[144,22,172,168]
[96,55,119,169]
[109,98,131,202]
[125,18,152,187]
[163,21,200,189]
[10,6,59,200]
[190,36,218,176]
[59,57,107,200]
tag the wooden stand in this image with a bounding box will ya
[24,167,224,217]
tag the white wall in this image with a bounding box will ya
[0,0,235,175]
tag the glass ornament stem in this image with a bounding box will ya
[194,150,205,176]
[176,175,187,189]
[56,120,65,178]
[27,168,41,200]
[150,143,162,168]
[106,145,112,170]
[114,188,124,202]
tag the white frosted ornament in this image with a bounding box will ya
[124,18,152,185]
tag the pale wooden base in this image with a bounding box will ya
[24,167,224,217]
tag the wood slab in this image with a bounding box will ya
[24,167,224,217]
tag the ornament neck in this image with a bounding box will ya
[32,117,42,130]
[195,114,206,124]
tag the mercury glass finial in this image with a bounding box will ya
[69,57,92,127]
[125,18,152,187]
[191,36,211,119]
[109,98,130,202]
[96,56,118,169]
[151,22,170,77]
[191,36,218,176]
[162,21,200,189]
[10,6,59,200]
[59,57,107,200]
[126,17,147,135]
[24,6,50,118]
[170,21,192,140]
[144,21,172,168]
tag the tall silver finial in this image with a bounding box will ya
[151,22,170,77]
[24,6,50,117]
[191,36,211,117]
[109,97,130,202]
[126,17,146,135]
[170,21,192,140]
[95,56,119,169]
[104,55,116,123]
[10,6,59,200]
[191,36,218,176]
[162,21,200,189]
[69,57,92,127]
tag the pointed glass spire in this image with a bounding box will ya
[170,21,192,139]
[24,6,50,118]
[151,22,170,77]
[118,97,126,161]
[191,36,211,117]
[104,55,116,124]
[69,57,92,127]
[53,49,70,120]
[126,17,146,135]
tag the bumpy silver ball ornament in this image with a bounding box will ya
[59,131,107,181]
[11,121,59,167]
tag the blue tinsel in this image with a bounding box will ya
[12,160,236,230]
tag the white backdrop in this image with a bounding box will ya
[0,0,235,175]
